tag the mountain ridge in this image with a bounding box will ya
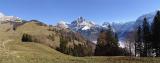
[55,11,159,47]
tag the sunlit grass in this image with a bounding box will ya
[0,22,160,63]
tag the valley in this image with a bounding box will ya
[0,1,160,62]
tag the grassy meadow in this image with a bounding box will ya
[0,22,159,63]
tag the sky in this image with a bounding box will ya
[0,0,160,25]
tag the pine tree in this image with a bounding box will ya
[95,24,120,56]
[59,37,68,53]
[57,32,93,57]
[151,11,160,57]
[115,33,119,43]
[22,33,32,42]
[94,29,107,56]
[135,26,142,56]
[142,17,151,57]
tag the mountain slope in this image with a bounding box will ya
[58,17,103,44]
[0,21,73,63]
[16,21,60,49]
[16,20,95,56]
[56,17,135,45]
[0,29,158,63]
[0,19,94,63]
[57,11,158,46]
[0,11,160,63]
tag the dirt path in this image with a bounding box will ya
[0,39,13,56]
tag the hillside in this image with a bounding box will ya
[0,22,73,63]
[0,30,159,63]
[0,19,159,63]
[16,21,60,49]
[0,20,86,63]
[0,0,160,62]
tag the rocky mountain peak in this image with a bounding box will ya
[70,17,95,30]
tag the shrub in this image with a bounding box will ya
[22,33,33,42]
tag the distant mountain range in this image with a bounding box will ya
[56,17,135,45]
[56,10,159,47]
[0,10,158,47]
[0,12,21,22]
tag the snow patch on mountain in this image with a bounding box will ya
[59,21,68,25]
[69,17,96,31]
[0,12,5,17]
[102,22,110,27]
[57,21,69,29]
[82,26,90,30]
[56,17,136,46]
[0,12,21,22]
[136,11,157,25]
[55,11,158,46]
[0,16,21,22]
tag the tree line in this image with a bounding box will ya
[21,11,160,57]
[94,25,130,56]
[56,30,93,57]
[135,11,160,57]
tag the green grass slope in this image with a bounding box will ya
[16,21,60,49]
[0,28,75,63]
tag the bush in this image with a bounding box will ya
[22,33,33,42]
[47,34,55,41]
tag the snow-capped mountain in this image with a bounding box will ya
[102,21,135,41]
[135,11,157,27]
[69,17,96,31]
[119,11,159,42]
[56,17,103,43]
[68,17,102,43]
[0,12,21,22]
[56,10,159,45]
[0,16,21,22]
[56,17,135,44]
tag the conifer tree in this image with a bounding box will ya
[142,17,151,57]
[135,26,142,56]
[151,11,160,57]
[95,24,120,56]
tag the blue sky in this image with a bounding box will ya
[0,0,160,25]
